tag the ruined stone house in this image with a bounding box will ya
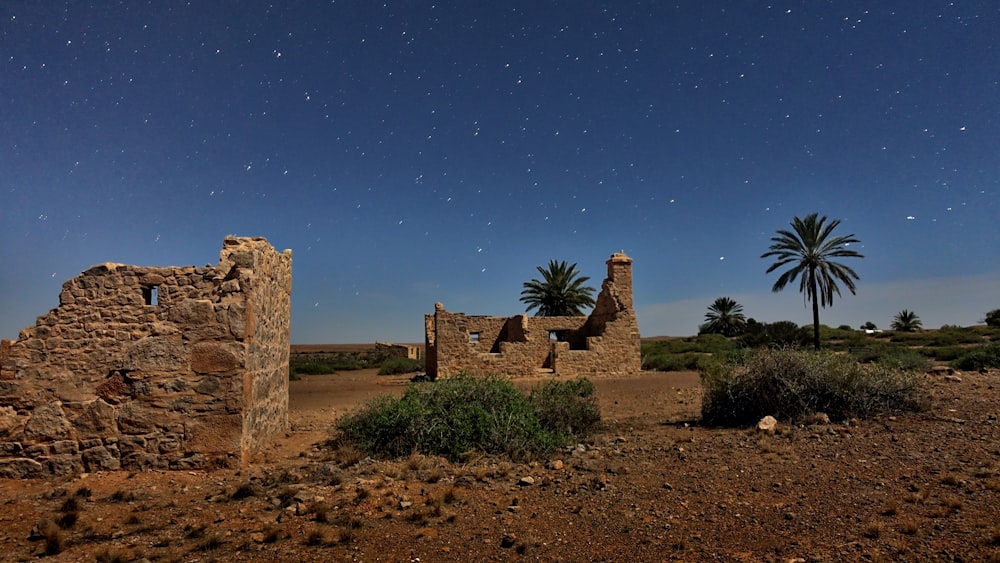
[0,236,292,478]
[424,253,640,378]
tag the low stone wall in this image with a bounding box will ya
[0,236,291,478]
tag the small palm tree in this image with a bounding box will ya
[891,309,922,332]
[700,297,747,337]
[762,213,864,350]
[520,260,596,316]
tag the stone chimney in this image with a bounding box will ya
[606,252,633,310]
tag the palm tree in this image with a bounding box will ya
[700,297,747,337]
[520,260,596,316]
[762,213,864,350]
[891,309,922,332]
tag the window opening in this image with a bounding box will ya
[142,285,159,306]
[469,332,481,342]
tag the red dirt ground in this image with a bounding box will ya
[1,368,998,561]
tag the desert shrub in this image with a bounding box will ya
[642,352,707,372]
[740,321,808,348]
[985,309,1000,328]
[873,347,932,372]
[528,378,600,439]
[377,357,424,375]
[700,348,931,426]
[336,374,599,461]
[919,345,967,362]
[951,342,1000,371]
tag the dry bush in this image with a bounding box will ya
[700,348,931,426]
[41,520,65,556]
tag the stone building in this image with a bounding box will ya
[424,253,640,378]
[0,236,292,478]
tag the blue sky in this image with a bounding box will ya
[2,2,998,343]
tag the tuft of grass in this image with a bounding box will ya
[263,525,284,543]
[305,528,330,547]
[93,546,131,563]
[184,524,207,540]
[862,522,883,539]
[900,520,920,536]
[230,482,259,500]
[59,496,80,513]
[42,520,65,555]
[699,348,931,426]
[193,533,224,552]
[108,489,141,503]
[56,511,78,529]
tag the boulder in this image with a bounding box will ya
[757,415,779,434]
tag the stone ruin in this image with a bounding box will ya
[0,236,292,478]
[424,253,641,378]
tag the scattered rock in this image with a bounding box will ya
[518,476,535,486]
[757,416,779,434]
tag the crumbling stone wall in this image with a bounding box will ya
[0,236,292,478]
[424,253,640,378]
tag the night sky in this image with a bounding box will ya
[2,2,998,343]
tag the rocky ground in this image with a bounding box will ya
[1,368,998,562]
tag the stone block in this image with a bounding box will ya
[185,414,241,454]
[117,402,156,435]
[82,446,121,472]
[0,458,44,479]
[51,440,79,455]
[47,453,85,476]
[123,336,186,372]
[190,343,240,374]
[168,299,215,325]
[21,403,74,443]
[72,399,118,437]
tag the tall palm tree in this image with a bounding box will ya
[701,296,747,337]
[520,260,596,316]
[891,309,922,332]
[762,213,864,350]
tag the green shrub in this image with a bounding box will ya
[528,378,600,438]
[919,346,967,362]
[873,347,932,372]
[642,352,706,372]
[739,321,808,348]
[951,342,1000,371]
[699,348,931,426]
[377,357,424,375]
[335,374,600,461]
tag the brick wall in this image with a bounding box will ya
[0,236,291,478]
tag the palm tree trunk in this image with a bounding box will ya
[810,271,821,350]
